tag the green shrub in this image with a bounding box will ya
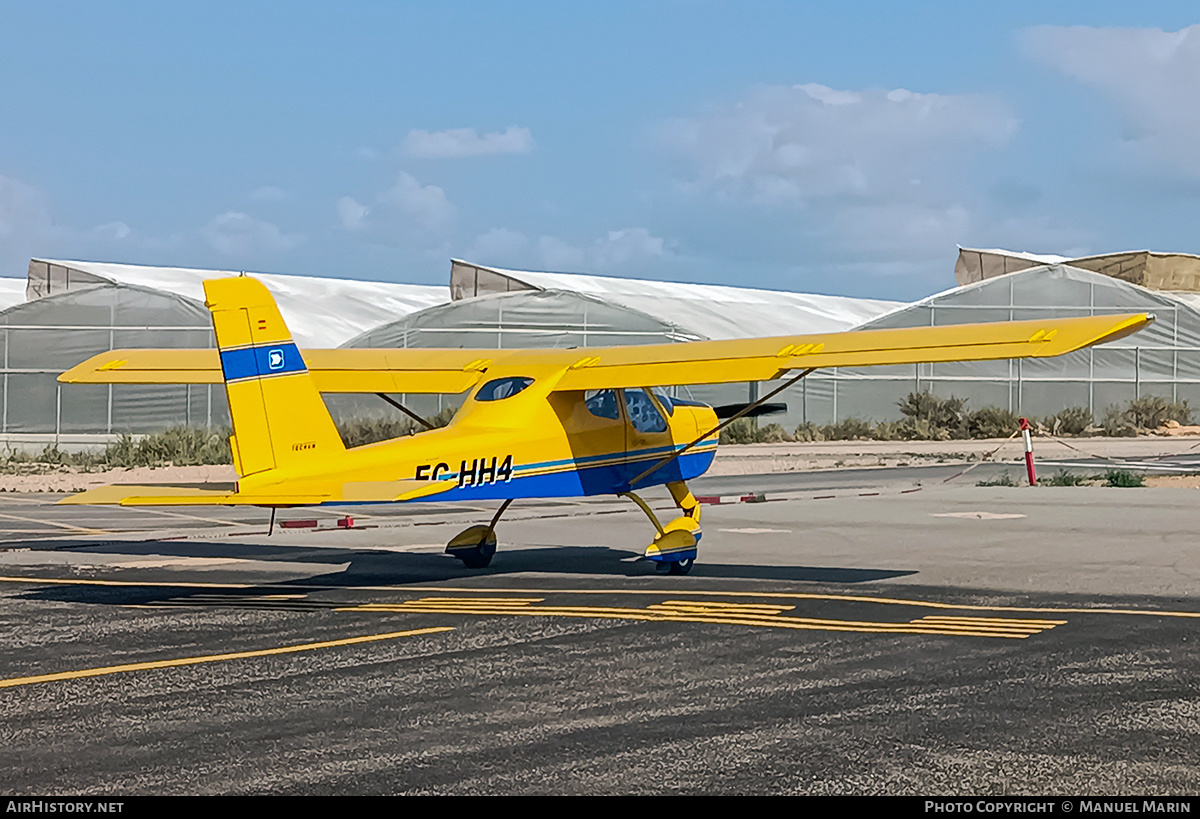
[720,417,757,444]
[1048,406,1093,436]
[338,417,420,448]
[105,427,232,467]
[1124,395,1191,429]
[1044,469,1088,486]
[1098,406,1138,437]
[756,422,794,443]
[968,406,1020,439]
[821,417,874,441]
[792,422,824,442]
[897,391,969,439]
[1104,469,1145,488]
[977,472,1016,487]
[870,420,905,441]
[896,417,951,441]
[336,406,457,448]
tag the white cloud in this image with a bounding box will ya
[377,171,455,231]
[85,221,132,242]
[402,126,534,159]
[1022,24,1200,177]
[662,82,1015,205]
[336,196,370,230]
[201,211,304,256]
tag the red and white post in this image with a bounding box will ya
[1019,417,1037,486]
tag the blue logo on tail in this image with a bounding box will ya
[268,349,285,370]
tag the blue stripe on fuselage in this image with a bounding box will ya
[443,448,716,501]
[274,449,717,509]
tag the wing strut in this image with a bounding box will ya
[628,367,816,489]
[376,393,436,431]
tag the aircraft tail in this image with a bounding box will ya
[204,276,346,478]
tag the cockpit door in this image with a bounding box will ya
[622,387,672,456]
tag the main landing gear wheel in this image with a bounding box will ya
[446,524,497,569]
[445,501,512,569]
[460,543,495,569]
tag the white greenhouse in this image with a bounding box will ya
[3,253,1196,446]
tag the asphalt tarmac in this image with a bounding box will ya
[1,465,1198,795]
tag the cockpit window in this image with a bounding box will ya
[476,376,534,401]
[625,388,668,433]
[584,389,620,420]
[651,387,675,416]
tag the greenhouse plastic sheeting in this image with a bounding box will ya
[344,289,705,349]
[0,283,230,434]
[449,259,902,338]
[788,264,1200,429]
[345,264,1200,435]
[27,258,450,347]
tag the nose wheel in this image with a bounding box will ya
[657,556,695,575]
[623,480,702,576]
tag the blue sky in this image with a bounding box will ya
[2,1,1199,300]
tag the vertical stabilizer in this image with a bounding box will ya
[204,277,345,478]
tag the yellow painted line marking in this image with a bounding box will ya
[409,597,543,604]
[0,576,1196,621]
[390,586,1200,620]
[918,616,1067,626]
[341,601,1058,639]
[0,511,107,535]
[0,626,453,690]
[657,600,796,611]
[345,606,1038,638]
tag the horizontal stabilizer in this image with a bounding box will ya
[57,479,456,507]
[58,348,486,394]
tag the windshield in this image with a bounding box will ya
[476,376,534,401]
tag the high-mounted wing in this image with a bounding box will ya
[548,313,1153,390]
[59,313,1153,394]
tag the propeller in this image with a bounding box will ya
[713,402,787,420]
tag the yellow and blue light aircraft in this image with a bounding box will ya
[58,276,1153,574]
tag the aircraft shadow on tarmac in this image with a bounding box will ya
[15,539,916,608]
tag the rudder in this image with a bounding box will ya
[204,276,345,477]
